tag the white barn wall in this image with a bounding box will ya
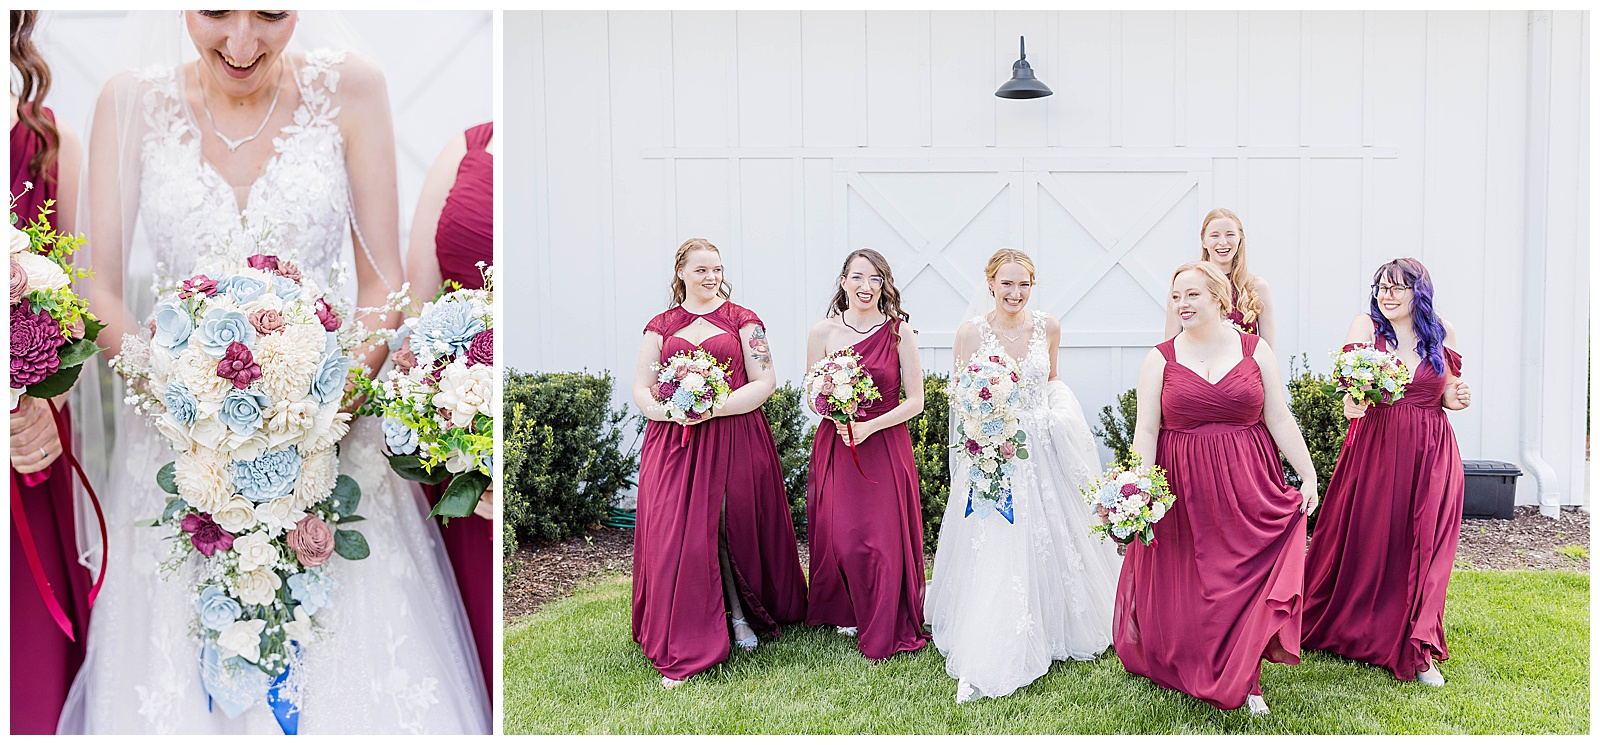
[506,10,1589,508]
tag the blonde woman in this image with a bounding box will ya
[1164,208,1275,348]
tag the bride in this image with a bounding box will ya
[60,11,490,733]
[924,249,1122,703]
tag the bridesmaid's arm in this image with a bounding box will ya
[1341,314,1377,419]
[714,323,777,417]
[803,320,830,415]
[1252,276,1277,350]
[1256,341,1319,512]
[1440,319,1471,411]
[1131,348,1165,466]
[632,332,671,422]
[338,55,406,374]
[849,325,925,444]
[1044,314,1062,382]
[404,133,468,304]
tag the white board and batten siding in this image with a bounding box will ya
[505,10,1589,508]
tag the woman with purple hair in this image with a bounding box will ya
[1302,258,1472,686]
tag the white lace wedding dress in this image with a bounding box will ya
[925,311,1122,703]
[57,51,490,734]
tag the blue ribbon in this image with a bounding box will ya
[266,646,299,736]
[963,485,1015,524]
[201,642,299,734]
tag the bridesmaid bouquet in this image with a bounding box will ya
[1081,456,1174,546]
[1322,344,1412,406]
[362,265,495,519]
[805,348,883,479]
[949,354,1028,523]
[654,348,735,444]
[8,189,103,409]
[112,248,382,726]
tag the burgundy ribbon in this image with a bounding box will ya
[844,420,878,485]
[7,399,109,641]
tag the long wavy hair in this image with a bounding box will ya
[1369,258,1447,375]
[1199,208,1261,324]
[668,238,733,307]
[10,10,60,184]
[828,248,910,346]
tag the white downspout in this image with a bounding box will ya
[1522,11,1563,518]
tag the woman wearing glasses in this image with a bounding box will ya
[804,249,930,661]
[1302,258,1471,686]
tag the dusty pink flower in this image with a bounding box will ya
[216,341,262,389]
[314,298,340,331]
[999,441,1017,458]
[9,258,27,304]
[285,514,335,567]
[391,337,416,374]
[180,513,234,557]
[276,261,302,282]
[65,316,86,339]
[249,308,286,335]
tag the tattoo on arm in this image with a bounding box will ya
[748,326,772,371]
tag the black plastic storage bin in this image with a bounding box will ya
[1462,460,1521,519]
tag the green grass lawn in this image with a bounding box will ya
[503,570,1589,734]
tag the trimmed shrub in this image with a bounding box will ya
[1281,354,1349,534]
[761,383,813,539]
[1092,387,1139,466]
[503,369,638,546]
[907,372,951,552]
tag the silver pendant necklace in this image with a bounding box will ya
[989,312,1026,342]
[198,61,284,152]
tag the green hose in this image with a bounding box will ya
[601,507,636,529]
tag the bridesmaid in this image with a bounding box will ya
[1115,261,1318,714]
[10,9,90,734]
[1165,208,1276,348]
[1303,258,1470,686]
[804,248,930,661]
[629,238,808,688]
[404,122,494,694]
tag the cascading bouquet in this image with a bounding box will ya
[360,264,495,520]
[9,189,103,409]
[948,353,1028,522]
[1321,344,1413,407]
[1081,455,1174,546]
[806,347,883,480]
[112,248,389,729]
[652,348,734,445]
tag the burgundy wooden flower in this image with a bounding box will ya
[315,298,341,331]
[466,327,492,366]
[179,274,219,299]
[180,513,235,557]
[216,341,263,389]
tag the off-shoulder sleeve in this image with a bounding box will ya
[1443,346,1463,377]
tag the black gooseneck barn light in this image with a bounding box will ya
[995,36,1052,99]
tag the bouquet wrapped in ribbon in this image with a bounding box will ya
[1081,455,1174,546]
[806,347,883,480]
[112,248,384,728]
[1322,344,1412,407]
[949,353,1027,522]
[362,265,495,520]
[652,348,734,445]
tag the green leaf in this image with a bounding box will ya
[386,454,450,485]
[156,462,180,495]
[429,470,491,520]
[322,475,362,517]
[56,337,103,368]
[333,529,370,560]
[132,518,162,528]
[333,514,365,524]
[80,316,106,343]
[1015,448,1029,460]
[24,363,84,399]
[1012,430,1027,444]
[161,497,188,522]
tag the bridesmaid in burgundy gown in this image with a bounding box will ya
[405,122,494,693]
[1164,208,1277,349]
[10,10,91,733]
[804,249,930,661]
[629,239,808,687]
[1303,258,1470,686]
[1115,261,1319,714]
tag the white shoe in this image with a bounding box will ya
[1246,694,1270,716]
[1417,663,1446,687]
[836,626,858,637]
[661,676,685,689]
[956,681,978,704]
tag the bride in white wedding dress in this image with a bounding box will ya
[925,249,1122,703]
[58,11,489,733]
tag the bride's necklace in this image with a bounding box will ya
[198,62,285,152]
[989,311,1028,342]
[842,312,887,336]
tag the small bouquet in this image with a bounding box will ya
[9,189,103,409]
[1081,455,1174,546]
[113,245,383,729]
[949,353,1027,522]
[653,348,733,445]
[1321,344,1412,407]
[805,348,882,479]
[362,265,495,520]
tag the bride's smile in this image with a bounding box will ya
[186,10,297,97]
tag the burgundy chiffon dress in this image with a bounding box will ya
[1302,326,1465,680]
[430,121,493,693]
[805,320,930,660]
[10,105,93,734]
[633,302,808,681]
[1113,331,1306,710]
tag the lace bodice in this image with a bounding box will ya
[971,311,1053,425]
[134,49,352,277]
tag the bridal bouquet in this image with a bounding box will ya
[1321,344,1412,406]
[361,266,495,520]
[113,250,380,726]
[9,189,103,409]
[653,348,733,444]
[949,353,1028,523]
[1081,456,1174,546]
[806,348,882,479]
